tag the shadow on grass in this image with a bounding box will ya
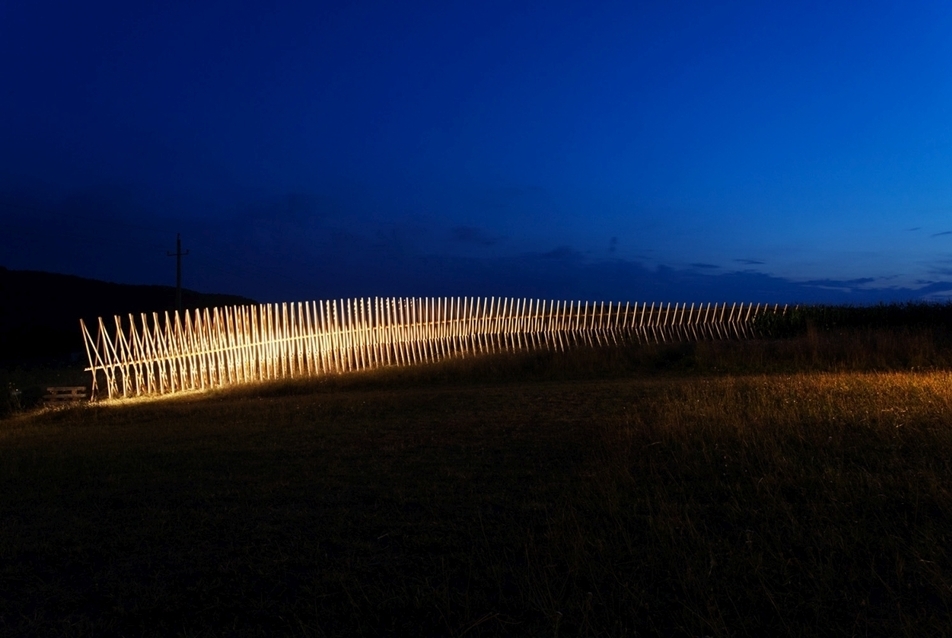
[3,326,952,636]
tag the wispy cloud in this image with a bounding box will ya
[803,277,877,286]
[7,185,952,305]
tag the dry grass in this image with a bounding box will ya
[2,333,952,636]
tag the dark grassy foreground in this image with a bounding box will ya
[3,333,952,636]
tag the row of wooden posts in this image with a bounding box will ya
[81,298,786,401]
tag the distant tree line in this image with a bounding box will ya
[755,302,952,338]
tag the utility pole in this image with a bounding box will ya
[167,233,189,316]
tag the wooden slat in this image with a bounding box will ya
[81,298,783,400]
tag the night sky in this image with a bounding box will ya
[2,1,951,304]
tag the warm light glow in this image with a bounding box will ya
[80,298,784,401]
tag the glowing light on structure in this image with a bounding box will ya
[80,297,785,401]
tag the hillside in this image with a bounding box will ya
[0,267,256,363]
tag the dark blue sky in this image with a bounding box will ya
[2,1,951,303]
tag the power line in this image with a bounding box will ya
[167,233,189,314]
[1,198,329,300]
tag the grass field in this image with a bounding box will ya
[3,330,952,636]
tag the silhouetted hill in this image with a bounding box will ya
[0,267,257,364]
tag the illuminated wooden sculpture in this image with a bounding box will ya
[81,298,785,401]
